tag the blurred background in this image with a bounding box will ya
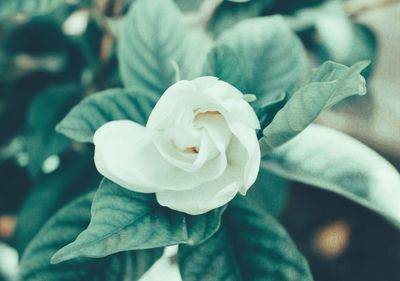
[0,0,399,280]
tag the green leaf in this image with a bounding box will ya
[262,60,369,150]
[217,15,308,98]
[25,84,82,177]
[14,148,100,255]
[246,166,290,218]
[179,196,313,281]
[285,0,376,78]
[315,23,377,79]
[0,0,66,18]
[253,91,286,136]
[118,0,210,94]
[179,226,241,281]
[202,45,246,91]
[268,0,326,15]
[19,192,163,281]
[262,124,400,229]
[51,179,226,264]
[56,88,157,143]
[209,0,275,37]
[175,0,204,12]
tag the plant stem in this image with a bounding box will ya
[345,0,400,17]
[183,0,223,30]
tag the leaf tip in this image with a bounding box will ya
[50,253,65,265]
[50,245,77,264]
[54,122,64,134]
[55,121,73,140]
[353,61,370,96]
[356,60,371,70]
[358,75,367,96]
[186,239,195,246]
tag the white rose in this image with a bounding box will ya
[93,77,261,215]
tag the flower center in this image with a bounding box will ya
[195,110,221,118]
[184,146,199,154]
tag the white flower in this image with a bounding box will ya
[93,77,261,215]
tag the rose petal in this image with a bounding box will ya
[227,135,247,165]
[242,133,261,194]
[94,120,207,192]
[195,113,231,149]
[199,78,243,100]
[152,109,232,179]
[197,78,259,129]
[228,123,261,194]
[156,166,243,215]
[147,80,213,130]
[191,76,219,90]
[194,113,233,181]
[152,130,219,172]
[221,98,260,130]
[169,108,201,149]
[194,135,226,182]
[147,77,258,131]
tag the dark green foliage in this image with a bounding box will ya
[217,15,308,98]
[209,0,276,37]
[0,0,91,19]
[19,192,163,281]
[13,147,101,255]
[266,0,328,15]
[118,0,209,94]
[246,167,290,218]
[179,196,313,281]
[24,83,83,177]
[0,16,87,145]
[202,45,246,91]
[282,184,400,281]
[0,159,31,214]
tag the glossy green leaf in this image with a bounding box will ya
[246,166,290,218]
[175,0,204,12]
[118,0,210,94]
[253,91,286,136]
[268,0,326,15]
[179,226,240,281]
[209,0,275,37]
[262,61,368,150]
[217,16,308,98]
[263,124,400,229]
[19,192,163,281]
[202,45,246,91]
[14,148,100,255]
[179,196,313,281]
[25,84,82,177]
[56,88,156,143]
[51,179,226,264]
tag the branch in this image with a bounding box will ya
[345,0,400,18]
